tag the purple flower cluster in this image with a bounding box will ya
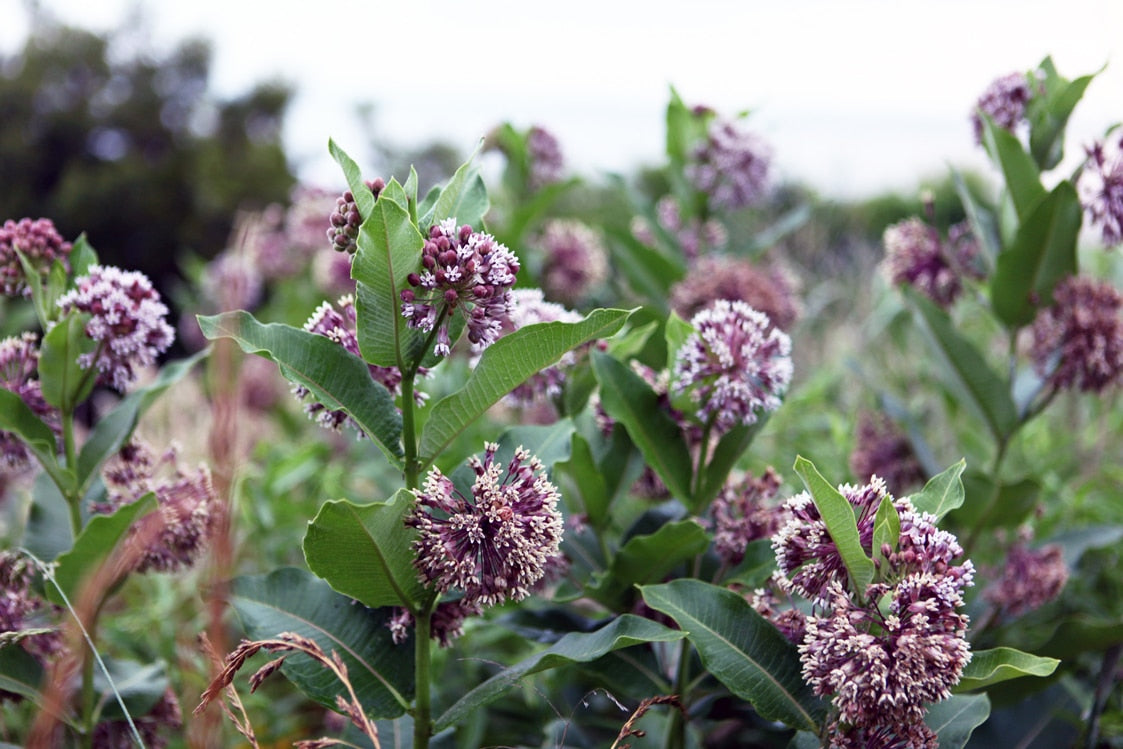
[971,71,1035,144]
[55,265,175,392]
[669,255,801,330]
[984,536,1067,619]
[328,178,386,254]
[526,125,565,190]
[771,478,974,747]
[200,249,263,312]
[96,440,218,574]
[686,118,772,211]
[0,333,58,476]
[406,443,564,609]
[244,187,339,281]
[400,219,520,356]
[0,217,72,297]
[0,550,62,665]
[631,196,727,262]
[1078,134,1123,247]
[672,300,792,435]
[882,218,982,308]
[388,599,482,648]
[849,411,925,492]
[712,467,784,566]
[1030,275,1123,394]
[295,294,426,433]
[534,219,608,305]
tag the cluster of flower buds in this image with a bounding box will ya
[328,178,386,254]
[882,217,983,308]
[526,125,565,190]
[0,217,73,298]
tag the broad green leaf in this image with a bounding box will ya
[990,181,1080,327]
[927,693,990,749]
[560,432,610,529]
[303,491,427,611]
[694,416,770,513]
[0,388,65,483]
[906,290,1017,440]
[663,311,694,363]
[419,154,489,230]
[585,519,710,610]
[418,309,631,467]
[793,457,875,594]
[981,115,1047,220]
[351,184,425,368]
[953,472,1038,530]
[1028,58,1098,170]
[910,459,967,521]
[230,568,413,718]
[76,349,208,495]
[93,658,168,721]
[954,647,1059,692]
[434,614,684,732]
[590,349,692,501]
[68,233,98,279]
[872,494,900,567]
[641,579,825,731]
[39,312,98,411]
[20,471,74,561]
[493,419,576,470]
[604,227,685,312]
[1035,616,1123,659]
[46,493,157,606]
[0,645,80,728]
[197,311,403,462]
[497,178,577,249]
[951,168,1000,271]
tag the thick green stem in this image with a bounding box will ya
[662,638,691,749]
[61,409,83,537]
[413,596,436,749]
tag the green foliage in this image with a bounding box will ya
[793,456,875,594]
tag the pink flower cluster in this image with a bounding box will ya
[882,218,982,308]
[1078,133,1123,247]
[712,467,784,566]
[0,217,72,297]
[849,411,925,492]
[669,255,801,331]
[1030,275,1123,394]
[0,333,58,476]
[687,118,772,210]
[533,219,608,305]
[971,71,1035,144]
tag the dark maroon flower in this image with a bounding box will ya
[984,535,1067,618]
[1078,134,1123,247]
[1030,275,1123,394]
[669,255,801,330]
[712,467,784,565]
[882,217,962,307]
[327,178,385,254]
[971,71,1035,144]
[387,599,483,648]
[0,217,72,298]
[526,125,565,190]
[849,411,925,492]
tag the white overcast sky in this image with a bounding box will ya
[3,0,1122,198]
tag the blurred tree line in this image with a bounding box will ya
[0,12,296,291]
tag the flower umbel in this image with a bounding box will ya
[0,333,59,475]
[882,217,975,308]
[686,118,772,210]
[534,219,608,305]
[672,300,792,435]
[55,264,175,392]
[669,255,801,330]
[526,125,565,190]
[971,71,1035,144]
[406,443,564,608]
[0,217,73,298]
[983,533,1067,619]
[849,411,925,492]
[1030,275,1123,394]
[1078,133,1123,247]
[400,219,520,356]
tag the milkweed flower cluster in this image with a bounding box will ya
[669,255,801,330]
[526,125,565,190]
[631,196,727,262]
[0,551,62,667]
[983,534,1067,619]
[388,599,482,648]
[971,71,1035,144]
[849,411,925,492]
[687,118,772,210]
[328,178,386,254]
[95,440,218,574]
[771,477,974,748]
[1078,133,1123,247]
[1030,275,1123,394]
[711,467,784,566]
[405,443,564,610]
[672,300,792,435]
[400,219,520,356]
[295,294,426,433]
[0,333,58,476]
[55,264,175,392]
[882,218,982,308]
[533,219,608,305]
[0,217,73,297]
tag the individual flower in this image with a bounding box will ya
[631,196,727,262]
[669,255,801,330]
[672,300,792,435]
[533,219,608,305]
[983,533,1067,618]
[526,125,565,190]
[55,265,175,392]
[971,71,1034,144]
[1030,275,1123,394]
[1078,133,1123,247]
[882,217,965,307]
[406,443,564,608]
[327,178,386,254]
[95,440,218,574]
[294,294,426,433]
[849,411,925,492]
[712,467,784,566]
[686,118,772,210]
[0,217,72,297]
[92,688,182,749]
[400,219,520,356]
[0,333,59,475]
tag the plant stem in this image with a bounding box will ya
[61,408,82,537]
[962,435,1010,557]
[413,596,436,749]
[661,638,691,749]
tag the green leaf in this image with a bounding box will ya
[872,493,900,567]
[910,459,967,521]
[46,493,157,606]
[793,456,875,594]
[953,472,1039,529]
[604,227,685,311]
[926,693,990,749]
[641,579,825,731]
[955,647,1059,692]
[0,645,80,728]
[21,471,75,561]
[990,181,1080,327]
[952,168,1000,271]
[560,432,610,529]
[419,154,489,230]
[68,233,98,279]
[418,309,631,467]
[350,184,426,368]
[590,349,693,501]
[494,419,577,470]
[39,312,98,411]
[0,388,64,479]
[328,139,377,218]
[197,311,403,463]
[905,289,1017,440]
[93,658,168,721]
[230,568,413,718]
[980,115,1047,220]
[302,491,428,611]
[76,349,208,495]
[585,519,710,610]
[434,614,684,732]
[1028,58,1098,170]
[1034,616,1123,659]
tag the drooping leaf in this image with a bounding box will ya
[418,309,631,468]
[954,647,1059,692]
[990,181,1080,328]
[641,579,825,731]
[590,349,692,501]
[585,519,710,610]
[197,311,403,463]
[303,491,428,611]
[980,115,1047,220]
[38,312,98,411]
[926,693,990,749]
[434,614,684,732]
[230,568,413,719]
[793,456,875,594]
[93,658,169,721]
[909,459,967,521]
